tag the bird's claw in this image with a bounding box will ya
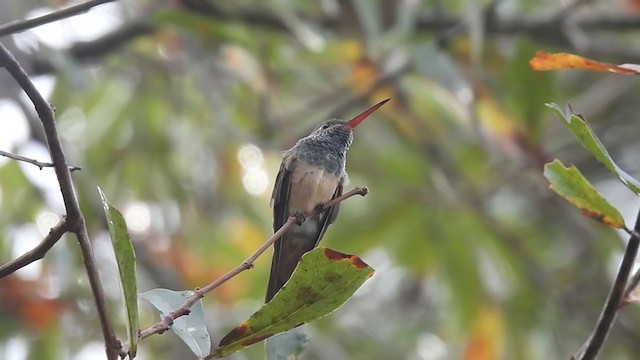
[294,213,306,225]
[314,203,327,214]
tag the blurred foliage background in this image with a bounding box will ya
[1,0,640,359]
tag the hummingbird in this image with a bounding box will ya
[266,98,390,302]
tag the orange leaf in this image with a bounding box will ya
[349,59,379,93]
[464,305,504,360]
[530,51,640,75]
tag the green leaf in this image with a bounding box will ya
[543,160,625,229]
[211,247,375,358]
[97,187,139,356]
[265,327,308,360]
[139,288,211,357]
[547,103,640,195]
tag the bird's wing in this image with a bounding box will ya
[266,156,344,302]
[266,156,293,302]
[271,157,293,233]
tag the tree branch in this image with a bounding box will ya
[622,210,640,306]
[21,5,640,75]
[325,186,369,208]
[120,186,369,357]
[0,42,119,360]
[572,207,640,360]
[0,0,117,37]
[0,218,69,277]
[134,216,297,343]
[0,149,81,171]
[31,21,154,75]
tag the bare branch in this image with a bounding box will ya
[0,0,117,37]
[0,149,81,171]
[120,186,369,356]
[0,218,69,277]
[325,186,368,208]
[572,207,640,360]
[0,42,119,360]
[31,21,153,75]
[133,215,297,345]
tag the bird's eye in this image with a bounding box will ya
[321,124,330,130]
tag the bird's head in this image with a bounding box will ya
[309,98,390,143]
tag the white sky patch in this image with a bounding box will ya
[8,224,43,280]
[75,342,111,360]
[3,336,28,360]
[16,141,65,212]
[16,141,57,187]
[0,100,30,166]
[13,3,124,50]
[31,75,56,101]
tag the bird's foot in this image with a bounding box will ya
[294,213,306,225]
[314,203,327,214]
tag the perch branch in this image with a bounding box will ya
[120,186,369,357]
[0,42,119,360]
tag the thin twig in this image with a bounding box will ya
[572,207,640,360]
[0,218,69,277]
[0,149,81,171]
[0,42,119,360]
[120,186,369,357]
[134,216,297,342]
[325,186,369,208]
[0,0,117,37]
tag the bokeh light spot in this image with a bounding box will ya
[243,169,269,195]
[237,144,264,169]
[124,202,151,235]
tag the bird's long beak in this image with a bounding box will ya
[347,98,391,128]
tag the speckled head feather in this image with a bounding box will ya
[292,120,353,176]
